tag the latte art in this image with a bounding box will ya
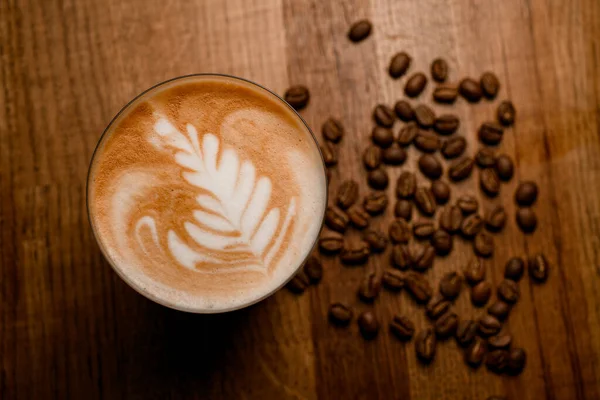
[88,75,327,312]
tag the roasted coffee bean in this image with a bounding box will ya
[414,187,436,216]
[439,272,463,300]
[431,230,453,255]
[434,114,460,135]
[485,205,507,232]
[474,232,494,257]
[515,181,538,206]
[405,72,427,97]
[413,221,435,239]
[415,328,437,363]
[507,348,527,375]
[321,142,337,167]
[471,281,492,306]
[358,310,379,339]
[497,100,516,126]
[433,84,458,104]
[405,271,433,303]
[382,144,407,165]
[382,269,405,291]
[455,320,479,347]
[426,295,451,320]
[394,100,415,122]
[337,180,359,209]
[461,214,483,238]
[397,121,419,145]
[363,229,388,253]
[488,301,511,320]
[391,244,412,270]
[457,195,479,215]
[418,154,443,180]
[371,126,394,148]
[475,148,496,168]
[414,132,441,153]
[411,243,436,271]
[448,157,474,181]
[340,242,370,265]
[325,206,349,232]
[516,208,537,233]
[488,334,512,349]
[319,233,344,254]
[329,303,353,325]
[367,168,389,190]
[478,315,502,337]
[363,146,382,170]
[478,122,504,145]
[348,20,372,42]
[322,118,344,142]
[497,279,519,303]
[435,311,459,338]
[464,258,486,285]
[389,315,415,340]
[480,168,500,197]
[486,349,509,374]
[284,85,310,110]
[396,172,416,199]
[358,271,381,302]
[373,104,396,127]
[394,200,413,221]
[480,72,500,99]
[304,256,323,283]
[431,180,450,204]
[363,192,388,215]
[430,58,449,82]
[287,270,310,293]
[414,104,435,128]
[439,206,462,233]
[465,337,487,367]
[529,253,549,283]
[348,207,370,229]
[389,51,412,78]
[495,155,514,181]
[504,257,525,281]
[459,78,482,102]
[442,136,467,159]
[389,218,411,244]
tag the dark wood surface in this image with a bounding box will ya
[1,0,599,398]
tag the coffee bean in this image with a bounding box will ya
[382,144,407,165]
[431,58,449,82]
[373,104,396,127]
[411,243,436,271]
[457,195,479,215]
[497,100,516,126]
[340,242,370,265]
[434,114,460,135]
[348,20,372,42]
[439,206,462,233]
[506,348,527,375]
[442,136,467,159]
[418,154,443,180]
[529,253,549,283]
[515,181,538,206]
[414,104,435,128]
[363,192,388,215]
[319,232,344,254]
[503,257,524,281]
[304,256,323,283]
[497,279,519,303]
[363,146,382,170]
[414,132,441,153]
[465,337,487,367]
[337,180,359,209]
[461,214,483,238]
[464,258,486,285]
[321,142,337,167]
[382,269,405,291]
[455,320,479,347]
[322,118,344,142]
[371,126,393,148]
[480,168,500,197]
[367,168,389,190]
[426,295,451,320]
[433,84,458,104]
[394,200,413,221]
[480,72,500,99]
[405,72,428,97]
[485,205,506,232]
[431,180,451,204]
[439,272,463,300]
[405,271,433,303]
[413,221,435,239]
[287,270,310,293]
[488,334,512,349]
[396,172,416,199]
[397,121,419,145]
[389,52,412,78]
[415,328,437,363]
[348,207,370,230]
[474,232,494,257]
[363,229,388,253]
[414,187,436,216]
[391,244,412,270]
[435,311,459,338]
[475,148,496,168]
[471,281,492,306]
[358,271,382,302]
[389,218,411,244]
[390,315,415,340]
[448,157,474,181]
[516,208,537,233]
[284,85,310,110]
[495,155,514,181]
[478,122,504,145]
[329,303,353,325]
[394,101,415,122]
[486,349,509,374]
[459,78,482,102]
[431,230,453,255]
[358,310,379,339]
[325,206,349,232]
[478,315,502,337]
[488,300,511,320]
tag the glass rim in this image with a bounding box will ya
[86,73,328,314]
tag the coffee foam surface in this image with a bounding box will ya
[88,75,327,312]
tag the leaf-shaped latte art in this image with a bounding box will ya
[137,116,296,274]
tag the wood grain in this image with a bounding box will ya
[1,0,599,398]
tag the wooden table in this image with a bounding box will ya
[1,0,599,398]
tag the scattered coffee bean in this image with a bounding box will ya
[382,144,407,165]
[363,229,388,253]
[394,200,413,221]
[390,315,415,340]
[431,230,453,255]
[516,208,537,233]
[486,349,509,374]
[439,206,462,233]
[363,146,382,170]
[431,58,449,82]
[414,104,435,128]
[325,206,349,233]
[319,232,344,254]
[442,136,467,159]
[506,348,527,375]
[322,118,344,142]
[478,315,502,337]
[405,271,433,303]
[474,232,494,257]
[480,168,500,197]
[497,279,519,304]
[471,281,492,306]
[363,192,388,215]
[461,214,483,238]
[504,257,525,281]
[495,155,514,181]
[426,295,451,320]
[475,148,496,168]
[529,253,549,283]
[459,78,483,102]
[389,51,412,78]
[414,187,437,216]
[348,20,372,42]
[418,154,443,180]
[396,171,417,199]
[397,121,419,145]
[435,311,459,338]
[464,258,486,285]
[448,157,474,181]
[455,320,479,347]
[284,85,310,110]
[433,84,458,104]
[457,195,479,215]
[321,142,337,167]
[389,218,411,244]
[515,181,538,206]
[391,244,412,270]
[434,114,460,135]
[430,180,451,204]
[337,180,359,209]
[368,168,389,190]
[358,310,379,339]
[340,241,371,265]
[373,104,396,127]
[411,243,436,271]
[415,328,437,363]
[465,337,487,367]
[371,126,394,148]
[358,271,381,302]
[348,207,370,230]
[382,269,405,291]
[485,205,506,232]
[488,300,511,320]
[414,132,441,153]
[304,256,323,283]
[329,303,353,325]
[480,72,500,99]
[497,100,516,126]
[439,272,463,300]
[394,100,415,122]
[413,221,435,239]
[478,122,504,145]
[287,270,310,293]
[405,72,428,97]
[488,334,512,349]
